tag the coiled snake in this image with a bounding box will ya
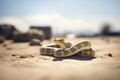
[40,39,95,57]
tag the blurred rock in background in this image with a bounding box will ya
[0,36,5,44]
[30,26,52,40]
[0,24,17,39]
[13,29,45,42]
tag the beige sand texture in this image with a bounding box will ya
[0,37,120,80]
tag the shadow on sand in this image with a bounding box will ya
[53,55,96,61]
[41,54,95,61]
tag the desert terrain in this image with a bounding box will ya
[0,37,120,80]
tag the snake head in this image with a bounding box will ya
[53,38,65,44]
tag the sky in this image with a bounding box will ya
[0,0,120,35]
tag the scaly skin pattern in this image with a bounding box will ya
[76,48,95,57]
[40,41,95,57]
[53,39,72,49]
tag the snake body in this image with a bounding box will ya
[40,41,95,57]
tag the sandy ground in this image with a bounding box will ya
[0,37,120,80]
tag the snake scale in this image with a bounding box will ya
[40,39,95,57]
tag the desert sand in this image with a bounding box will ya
[0,37,120,80]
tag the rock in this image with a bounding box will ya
[13,29,44,42]
[30,26,52,39]
[108,53,113,57]
[12,54,16,57]
[29,39,41,46]
[19,55,27,58]
[19,54,34,58]
[0,24,17,39]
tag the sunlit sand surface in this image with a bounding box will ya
[0,37,120,80]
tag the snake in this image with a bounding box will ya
[40,40,95,57]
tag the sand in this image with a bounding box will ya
[0,37,120,80]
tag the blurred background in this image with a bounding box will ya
[0,0,120,39]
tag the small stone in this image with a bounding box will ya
[19,54,34,58]
[19,55,27,58]
[108,53,113,57]
[29,39,41,46]
[12,54,16,56]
